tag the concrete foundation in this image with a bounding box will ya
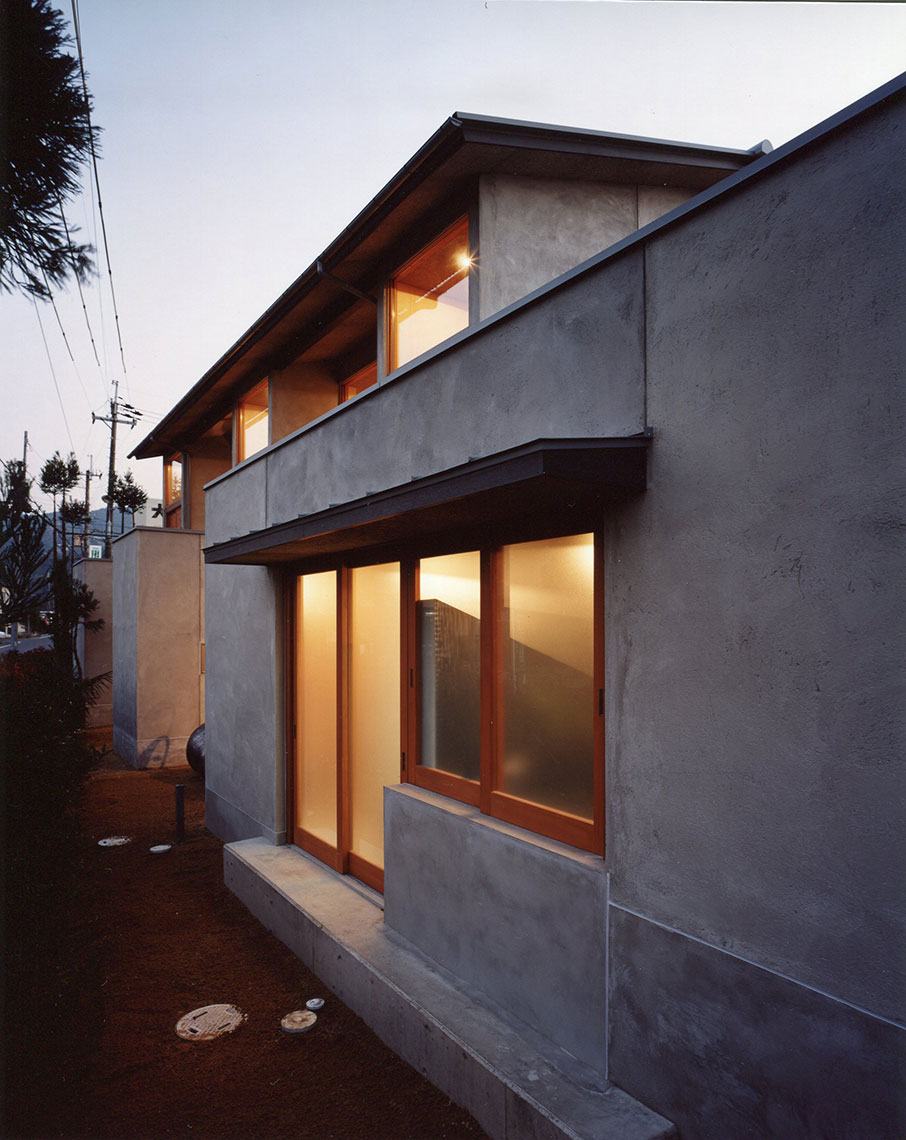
[224,837,674,1140]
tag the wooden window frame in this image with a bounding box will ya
[403,531,604,855]
[287,526,604,894]
[386,214,474,375]
[286,563,400,895]
[236,378,270,464]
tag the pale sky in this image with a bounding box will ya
[3,0,904,510]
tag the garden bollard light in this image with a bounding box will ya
[175,784,185,843]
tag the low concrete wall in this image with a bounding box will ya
[112,528,205,768]
[74,557,113,726]
[384,785,607,1071]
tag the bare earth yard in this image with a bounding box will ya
[5,752,487,1140]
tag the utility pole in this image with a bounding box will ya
[22,430,28,469]
[92,380,138,559]
[83,455,103,556]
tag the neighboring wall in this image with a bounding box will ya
[478,175,692,318]
[604,95,906,1138]
[113,528,205,767]
[74,557,113,726]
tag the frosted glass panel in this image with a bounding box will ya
[499,534,594,818]
[349,562,401,869]
[417,551,481,780]
[294,572,337,847]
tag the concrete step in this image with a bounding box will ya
[225,837,676,1140]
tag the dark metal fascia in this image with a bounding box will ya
[452,111,763,170]
[203,435,650,565]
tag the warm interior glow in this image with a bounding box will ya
[389,216,471,371]
[165,456,182,505]
[239,379,269,460]
[341,361,377,402]
[349,562,401,870]
[295,572,338,847]
[499,533,595,819]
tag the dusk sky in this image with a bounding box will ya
[3,0,904,510]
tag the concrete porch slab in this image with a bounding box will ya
[224,838,675,1140]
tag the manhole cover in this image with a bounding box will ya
[98,836,131,847]
[150,844,171,854]
[176,1004,245,1041]
[280,1010,317,1034]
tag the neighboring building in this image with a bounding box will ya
[130,78,905,1140]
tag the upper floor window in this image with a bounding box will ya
[388,216,471,372]
[164,454,183,529]
[341,362,377,403]
[238,378,269,461]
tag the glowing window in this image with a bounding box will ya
[341,362,377,403]
[238,379,269,461]
[389,217,471,371]
[164,455,183,529]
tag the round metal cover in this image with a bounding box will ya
[280,1009,317,1034]
[150,844,171,854]
[98,836,130,847]
[305,998,324,1011]
[176,1004,245,1041]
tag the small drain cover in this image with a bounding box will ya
[305,998,324,1011]
[98,836,130,847]
[280,1010,317,1034]
[176,1004,245,1041]
[150,844,171,854]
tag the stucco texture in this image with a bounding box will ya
[605,99,906,1028]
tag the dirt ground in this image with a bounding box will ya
[7,750,488,1140]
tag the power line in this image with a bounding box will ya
[32,300,76,452]
[70,0,128,395]
[39,266,95,416]
[58,195,102,370]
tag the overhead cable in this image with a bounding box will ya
[70,0,128,393]
[58,194,102,371]
[32,300,76,452]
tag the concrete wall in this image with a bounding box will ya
[478,175,693,319]
[74,557,113,726]
[205,245,645,547]
[604,95,906,1137]
[112,528,205,767]
[384,786,608,1072]
[204,91,905,1138]
[204,562,284,843]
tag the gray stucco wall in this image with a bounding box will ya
[204,562,284,844]
[205,246,645,548]
[604,94,905,1136]
[478,175,693,319]
[384,786,608,1072]
[203,88,905,1138]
